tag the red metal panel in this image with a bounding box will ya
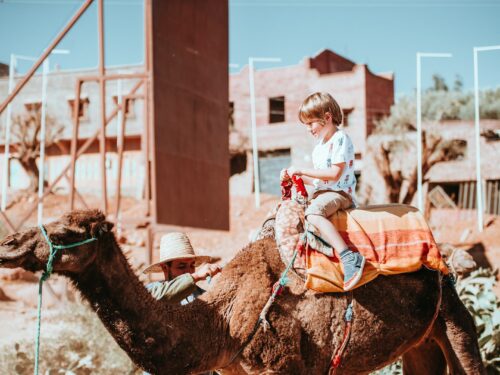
[151,0,229,230]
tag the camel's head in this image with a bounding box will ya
[0,209,113,274]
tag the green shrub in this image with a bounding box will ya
[456,268,500,373]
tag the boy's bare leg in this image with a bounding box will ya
[307,214,366,291]
[307,214,348,254]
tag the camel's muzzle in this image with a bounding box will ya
[0,240,31,268]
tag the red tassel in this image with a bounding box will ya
[280,170,293,200]
[292,175,308,199]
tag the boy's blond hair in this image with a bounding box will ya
[298,92,343,126]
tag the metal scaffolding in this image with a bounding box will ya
[0,0,153,246]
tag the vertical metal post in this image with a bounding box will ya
[143,78,151,214]
[473,48,483,231]
[415,52,452,212]
[116,78,123,148]
[144,0,153,219]
[146,226,153,282]
[1,55,15,211]
[143,1,151,214]
[115,78,123,231]
[42,49,70,218]
[69,81,82,210]
[248,59,260,208]
[416,54,422,212]
[248,56,281,209]
[472,45,500,231]
[115,98,126,223]
[98,0,108,215]
[37,59,49,225]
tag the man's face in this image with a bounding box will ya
[161,258,195,280]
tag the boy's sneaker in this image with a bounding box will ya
[340,249,366,291]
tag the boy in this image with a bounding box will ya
[287,92,365,291]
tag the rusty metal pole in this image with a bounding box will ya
[145,0,155,223]
[13,81,145,231]
[0,0,94,116]
[80,73,148,82]
[146,225,153,282]
[98,0,108,215]
[143,80,151,215]
[143,0,151,216]
[115,98,127,221]
[69,80,82,210]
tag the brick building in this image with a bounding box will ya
[0,49,394,198]
[229,49,394,195]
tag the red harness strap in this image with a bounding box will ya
[328,297,354,374]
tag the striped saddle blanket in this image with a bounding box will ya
[274,201,449,293]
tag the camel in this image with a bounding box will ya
[0,209,485,374]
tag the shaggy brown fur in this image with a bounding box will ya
[0,210,484,374]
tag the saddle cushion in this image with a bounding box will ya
[275,202,449,293]
[274,200,307,276]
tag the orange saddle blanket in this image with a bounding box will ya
[275,202,449,293]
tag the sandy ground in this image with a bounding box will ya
[0,192,498,355]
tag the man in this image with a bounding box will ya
[143,232,221,304]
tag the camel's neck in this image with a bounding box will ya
[67,234,227,374]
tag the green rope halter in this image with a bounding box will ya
[34,224,97,375]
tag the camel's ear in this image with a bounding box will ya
[90,220,114,238]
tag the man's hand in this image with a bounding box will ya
[191,263,222,282]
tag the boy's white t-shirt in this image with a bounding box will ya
[311,129,357,203]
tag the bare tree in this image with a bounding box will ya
[374,142,403,203]
[374,131,466,204]
[8,107,64,192]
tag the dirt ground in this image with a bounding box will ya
[0,193,499,361]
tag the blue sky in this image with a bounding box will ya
[0,0,499,96]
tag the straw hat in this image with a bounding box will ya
[143,232,213,274]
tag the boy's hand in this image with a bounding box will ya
[191,263,222,282]
[287,166,302,176]
[280,168,291,181]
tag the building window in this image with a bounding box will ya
[269,96,285,123]
[258,149,291,195]
[24,102,42,112]
[112,96,136,119]
[67,97,90,121]
[342,108,353,127]
[229,101,235,129]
